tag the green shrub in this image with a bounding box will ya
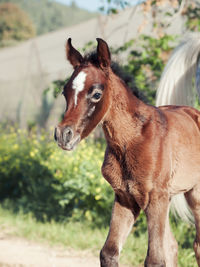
[113,35,176,105]
[0,126,113,224]
[0,3,35,46]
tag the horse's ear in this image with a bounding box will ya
[66,38,83,68]
[96,38,111,69]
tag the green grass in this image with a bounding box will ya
[0,206,106,252]
[0,206,197,267]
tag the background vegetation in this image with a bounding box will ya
[0,2,35,47]
[0,0,96,46]
[0,125,112,225]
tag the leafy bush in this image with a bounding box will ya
[113,34,176,104]
[0,125,113,225]
[0,0,96,36]
[0,3,35,46]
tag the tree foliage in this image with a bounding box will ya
[0,0,96,36]
[99,0,130,14]
[182,0,200,31]
[113,35,176,104]
[0,2,35,46]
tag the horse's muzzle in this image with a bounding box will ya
[54,126,80,151]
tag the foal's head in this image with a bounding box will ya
[54,38,112,150]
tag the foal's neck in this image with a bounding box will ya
[102,72,152,152]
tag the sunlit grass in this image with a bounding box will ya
[0,206,107,252]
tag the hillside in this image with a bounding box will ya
[0,0,97,35]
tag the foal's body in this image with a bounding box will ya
[101,74,200,266]
[55,35,200,266]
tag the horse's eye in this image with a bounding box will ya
[92,92,101,100]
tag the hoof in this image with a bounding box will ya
[100,249,119,267]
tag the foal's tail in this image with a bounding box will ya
[156,32,200,107]
[156,32,200,224]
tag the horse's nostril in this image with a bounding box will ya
[63,127,73,143]
[54,127,58,142]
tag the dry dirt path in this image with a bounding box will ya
[0,236,100,267]
[0,234,132,267]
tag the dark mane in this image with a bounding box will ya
[83,51,147,102]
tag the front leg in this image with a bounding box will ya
[100,193,140,267]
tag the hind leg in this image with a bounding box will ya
[185,186,200,266]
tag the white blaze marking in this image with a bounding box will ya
[72,71,87,106]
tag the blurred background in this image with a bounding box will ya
[0,1,199,266]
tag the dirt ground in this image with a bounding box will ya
[0,231,131,267]
[0,235,100,267]
[0,225,102,267]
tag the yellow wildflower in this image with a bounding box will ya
[95,195,101,201]
[30,151,35,157]
[85,210,92,221]
[96,187,101,193]
[13,144,19,150]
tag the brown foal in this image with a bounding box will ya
[55,36,200,267]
